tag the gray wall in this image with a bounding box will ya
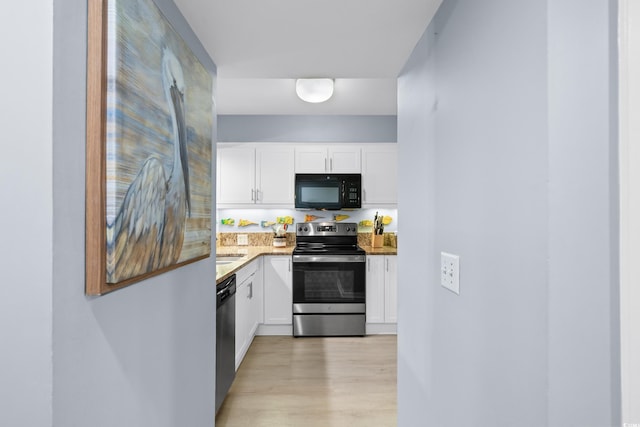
[397,0,620,426]
[547,1,620,425]
[1,1,53,425]
[218,115,396,142]
[52,0,218,426]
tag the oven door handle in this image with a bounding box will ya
[292,254,366,263]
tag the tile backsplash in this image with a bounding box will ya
[216,208,397,233]
[217,231,397,248]
[217,232,297,247]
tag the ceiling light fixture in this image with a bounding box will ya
[295,78,334,103]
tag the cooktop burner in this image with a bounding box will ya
[293,222,365,255]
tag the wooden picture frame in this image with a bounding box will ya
[86,0,213,295]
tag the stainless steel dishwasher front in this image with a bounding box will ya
[215,274,236,414]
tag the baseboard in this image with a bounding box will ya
[366,323,397,335]
[256,324,293,336]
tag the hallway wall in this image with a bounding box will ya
[0,1,54,425]
[397,0,620,425]
[51,1,218,426]
[620,0,640,423]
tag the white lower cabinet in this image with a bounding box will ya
[232,253,394,363]
[235,258,262,370]
[384,256,397,323]
[260,256,293,335]
[366,255,397,334]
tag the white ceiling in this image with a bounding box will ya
[173,0,442,115]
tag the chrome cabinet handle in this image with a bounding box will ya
[248,281,253,299]
[324,158,328,171]
[251,189,255,201]
[255,189,260,201]
[367,258,370,272]
[330,158,333,171]
[386,258,389,272]
[288,259,291,272]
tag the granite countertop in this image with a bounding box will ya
[359,246,398,256]
[216,245,293,284]
[215,244,397,284]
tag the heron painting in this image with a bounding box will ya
[86,0,213,293]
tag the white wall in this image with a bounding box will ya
[51,0,218,426]
[397,0,620,425]
[547,1,620,425]
[0,1,53,425]
[620,0,640,423]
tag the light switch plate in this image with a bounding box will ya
[441,252,460,294]
[237,234,248,246]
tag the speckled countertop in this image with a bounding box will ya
[216,245,293,284]
[359,246,398,256]
[215,244,397,284]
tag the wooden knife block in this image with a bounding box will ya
[371,232,384,248]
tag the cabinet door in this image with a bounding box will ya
[362,144,397,205]
[294,146,328,173]
[384,256,398,323]
[365,256,385,323]
[263,256,292,325]
[328,146,361,173]
[250,258,263,334]
[217,146,255,204]
[256,146,295,204]
[235,279,250,369]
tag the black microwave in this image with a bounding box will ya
[294,174,361,210]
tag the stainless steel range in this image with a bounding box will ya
[292,222,366,337]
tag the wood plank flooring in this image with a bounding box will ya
[216,335,397,427]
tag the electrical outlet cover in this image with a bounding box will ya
[441,252,460,295]
[237,234,248,246]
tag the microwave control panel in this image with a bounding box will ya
[343,177,361,208]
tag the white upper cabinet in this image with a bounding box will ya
[294,145,361,173]
[255,146,295,204]
[217,145,255,204]
[217,143,294,207]
[361,143,397,205]
[218,143,397,208]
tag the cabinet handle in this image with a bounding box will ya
[251,188,255,201]
[288,259,291,272]
[324,158,328,171]
[363,188,366,202]
[386,258,389,272]
[367,258,370,272]
[256,189,260,201]
[330,158,333,171]
[248,281,253,299]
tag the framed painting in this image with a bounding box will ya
[86,0,213,295]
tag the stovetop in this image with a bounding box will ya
[293,222,365,255]
[292,243,366,255]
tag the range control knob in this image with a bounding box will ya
[298,227,303,232]
[345,227,351,232]
[303,227,308,232]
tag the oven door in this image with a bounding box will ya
[292,254,366,305]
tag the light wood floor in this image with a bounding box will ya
[215,335,397,427]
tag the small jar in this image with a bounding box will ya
[273,236,286,247]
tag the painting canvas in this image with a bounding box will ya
[86,0,212,295]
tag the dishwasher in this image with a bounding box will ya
[215,274,236,414]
